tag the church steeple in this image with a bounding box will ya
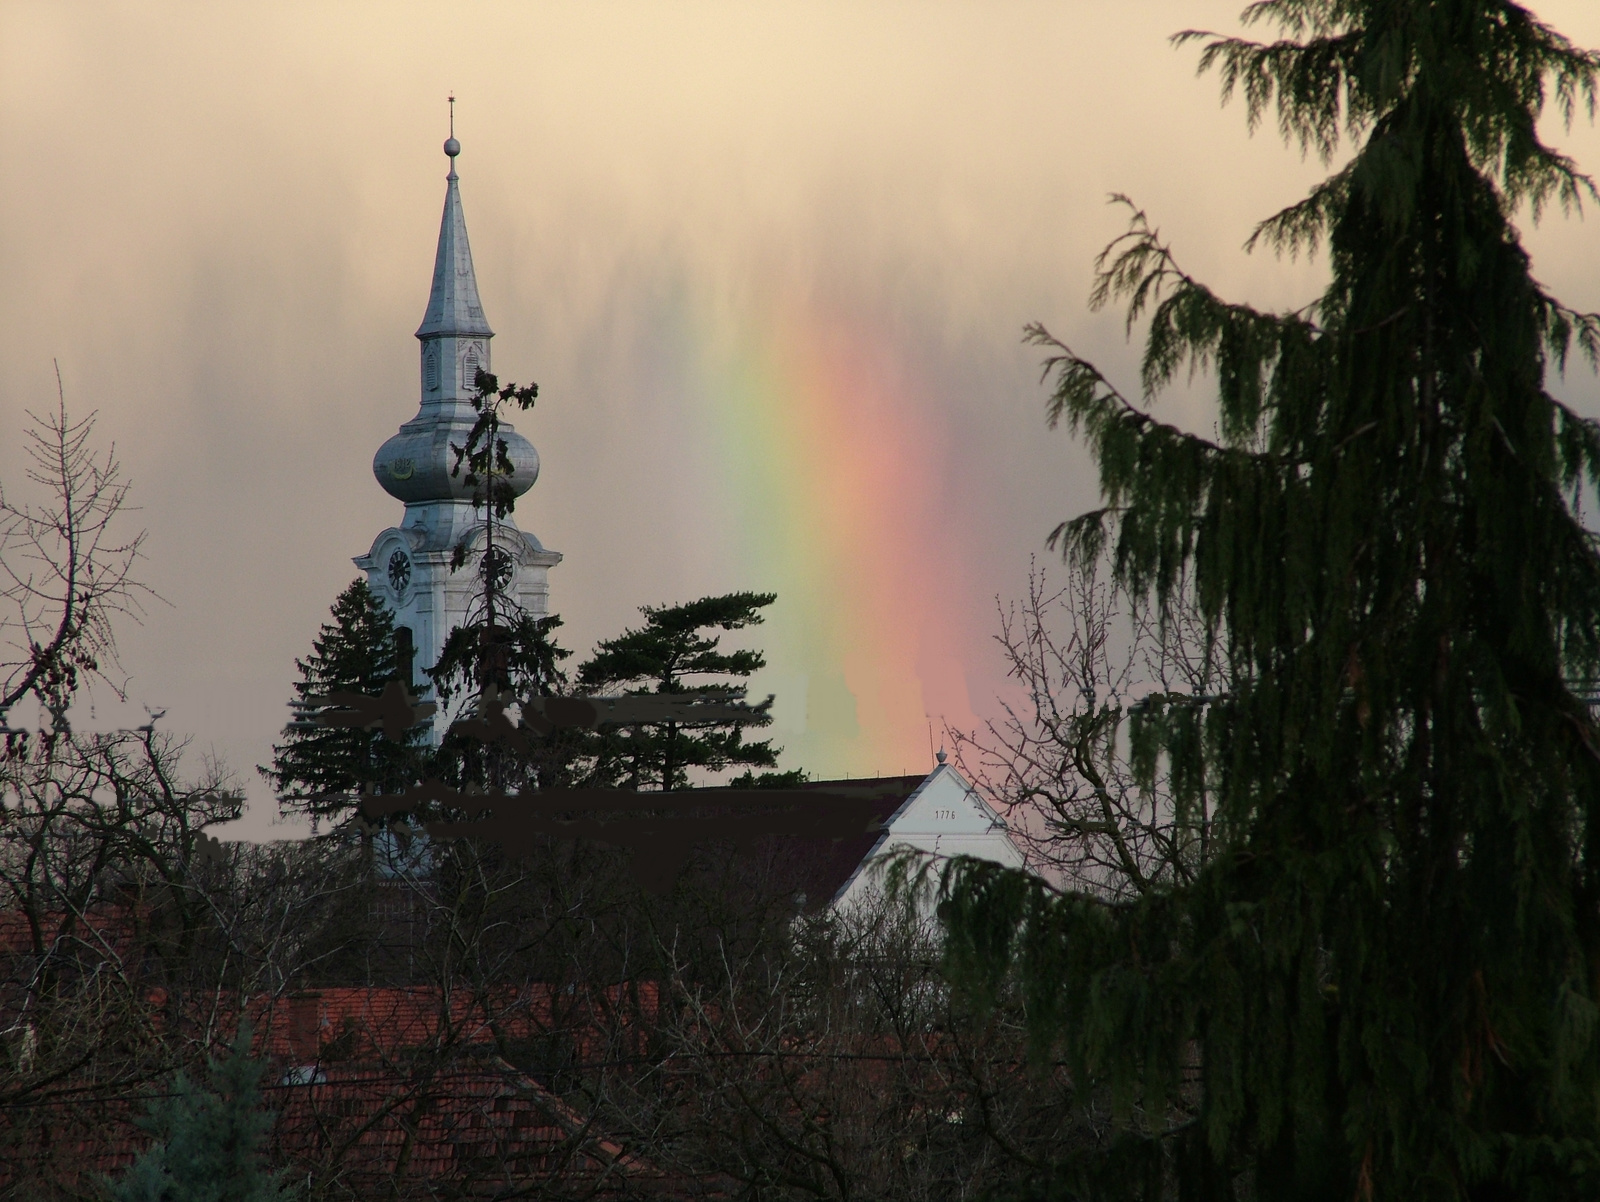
[413,109,493,406]
[415,133,493,341]
[357,110,560,721]
[375,117,534,506]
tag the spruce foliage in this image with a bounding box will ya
[441,367,543,695]
[422,369,581,790]
[264,578,423,822]
[428,611,571,708]
[935,4,1600,1199]
[107,1026,287,1202]
[578,592,780,791]
[427,610,578,790]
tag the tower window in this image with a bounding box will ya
[424,346,439,390]
[462,347,480,390]
[394,626,416,690]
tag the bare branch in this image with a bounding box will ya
[0,383,158,725]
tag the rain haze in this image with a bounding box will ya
[3,1,1598,838]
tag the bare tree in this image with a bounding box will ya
[0,387,375,1198]
[0,380,152,734]
[0,728,235,1196]
[591,895,1092,1201]
[0,726,387,1199]
[949,559,1222,899]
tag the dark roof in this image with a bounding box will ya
[743,774,926,912]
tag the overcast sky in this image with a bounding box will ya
[3,2,1599,838]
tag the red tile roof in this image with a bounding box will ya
[0,984,667,1198]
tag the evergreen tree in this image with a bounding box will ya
[107,1025,288,1202]
[428,611,571,709]
[578,592,781,791]
[263,578,424,824]
[423,369,583,790]
[444,369,541,700]
[934,5,1600,1200]
[427,609,578,791]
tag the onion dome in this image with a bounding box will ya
[371,126,538,506]
[374,419,539,504]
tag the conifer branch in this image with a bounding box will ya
[1247,159,1354,257]
[1173,28,1366,162]
[1088,198,1325,445]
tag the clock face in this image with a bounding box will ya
[387,550,412,597]
[480,547,514,592]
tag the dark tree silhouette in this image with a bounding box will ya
[263,578,425,825]
[933,5,1600,1200]
[579,592,781,791]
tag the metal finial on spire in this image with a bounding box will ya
[443,95,460,166]
[936,746,948,765]
[417,105,491,342]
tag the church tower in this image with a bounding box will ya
[356,129,560,704]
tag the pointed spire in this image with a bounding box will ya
[416,102,492,340]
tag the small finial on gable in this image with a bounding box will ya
[936,746,947,765]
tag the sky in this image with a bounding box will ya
[3,1,1600,839]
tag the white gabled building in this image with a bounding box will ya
[825,752,1027,914]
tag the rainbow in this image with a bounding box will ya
[685,297,981,780]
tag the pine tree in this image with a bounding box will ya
[934,5,1600,1200]
[263,578,424,824]
[443,369,542,702]
[428,611,571,709]
[107,1025,288,1202]
[427,609,577,791]
[424,368,580,790]
[578,592,781,791]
